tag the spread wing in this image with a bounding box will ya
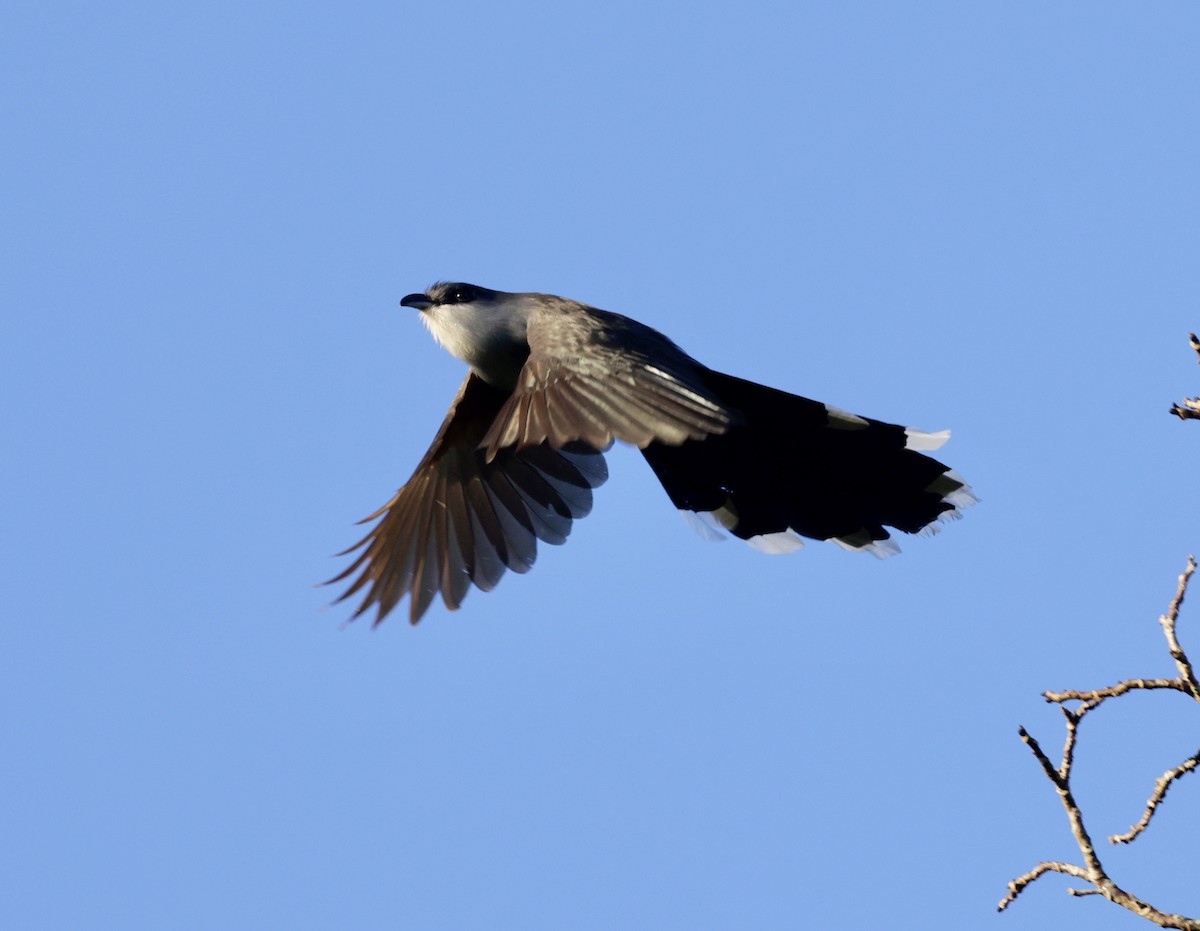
[329,372,607,626]
[481,302,734,459]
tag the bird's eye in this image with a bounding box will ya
[446,285,475,304]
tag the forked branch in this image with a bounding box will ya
[999,557,1200,928]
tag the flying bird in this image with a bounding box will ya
[330,282,975,625]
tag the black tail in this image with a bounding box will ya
[640,370,973,554]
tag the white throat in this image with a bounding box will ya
[419,296,531,389]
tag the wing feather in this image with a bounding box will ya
[328,373,607,625]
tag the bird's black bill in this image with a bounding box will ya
[400,292,433,309]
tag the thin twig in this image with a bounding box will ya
[1161,556,1200,701]
[1111,751,1200,845]
[998,861,1090,912]
[1170,333,1200,419]
[1060,706,1085,779]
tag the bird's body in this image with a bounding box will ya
[331,283,975,625]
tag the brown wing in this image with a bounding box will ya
[481,302,734,459]
[329,373,608,626]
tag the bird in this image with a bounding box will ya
[329,282,976,626]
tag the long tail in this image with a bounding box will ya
[640,370,975,555]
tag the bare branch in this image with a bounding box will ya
[1003,557,1200,927]
[1012,341,1200,922]
[997,845,1200,927]
[1014,721,1106,870]
[1045,680,1191,703]
[1111,751,1200,844]
[998,861,1090,912]
[1003,723,1200,927]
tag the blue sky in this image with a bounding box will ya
[4,2,1200,929]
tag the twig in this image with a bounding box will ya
[998,861,1090,912]
[1019,723,1105,872]
[1045,680,1190,704]
[1112,752,1200,844]
[1169,333,1200,420]
[1162,556,1200,701]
